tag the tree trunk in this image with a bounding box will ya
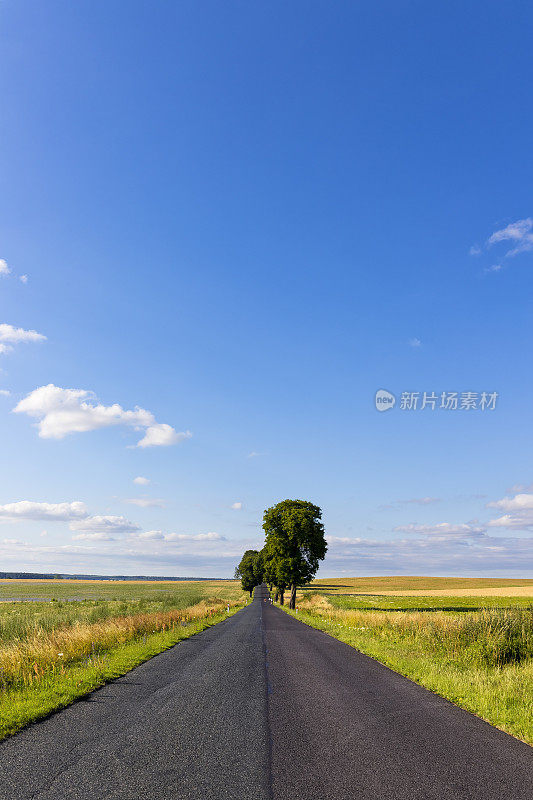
[289,583,297,609]
[274,589,279,602]
[279,589,284,605]
[250,589,253,597]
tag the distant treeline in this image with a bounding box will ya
[0,572,227,581]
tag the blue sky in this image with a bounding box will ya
[1,1,532,577]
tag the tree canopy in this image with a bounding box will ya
[235,499,327,608]
[262,499,327,608]
[235,549,264,596]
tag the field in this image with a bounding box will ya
[0,579,246,740]
[289,576,533,744]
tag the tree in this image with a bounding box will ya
[263,499,327,609]
[236,549,263,597]
[262,540,289,604]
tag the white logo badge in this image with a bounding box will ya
[375,389,396,412]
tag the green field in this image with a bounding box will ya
[0,579,246,740]
[0,578,237,602]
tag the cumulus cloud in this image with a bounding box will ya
[124,498,165,508]
[133,476,150,486]
[0,389,10,397]
[323,531,533,576]
[0,260,11,276]
[0,324,46,355]
[132,530,225,543]
[394,522,486,539]
[136,423,191,449]
[0,500,88,522]
[409,338,422,348]
[487,493,533,512]
[231,502,243,510]
[19,275,28,284]
[487,493,533,530]
[71,531,116,542]
[487,218,533,258]
[70,515,141,534]
[14,384,190,448]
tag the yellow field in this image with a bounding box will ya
[311,576,533,597]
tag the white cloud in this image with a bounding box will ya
[124,498,165,508]
[322,531,533,576]
[488,218,533,257]
[231,502,243,510]
[71,531,116,542]
[0,500,88,522]
[394,522,486,539]
[0,260,11,276]
[133,476,150,486]
[0,389,10,397]
[136,530,165,541]
[165,531,224,542]
[136,423,191,449]
[409,338,421,348]
[487,493,533,512]
[484,264,503,273]
[469,245,482,256]
[70,515,141,534]
[132,530,225,543]
[14,384,190,448]
[487,492,533,530]
[0,324,46,355]
[19,275,28,284]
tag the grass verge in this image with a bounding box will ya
[0,603,243,741]
[282,596,533,746]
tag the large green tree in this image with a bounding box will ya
[235,549,263,597]
[263,499,327,608]
[261,541,289,604]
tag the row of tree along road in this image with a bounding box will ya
[235,499,327,610]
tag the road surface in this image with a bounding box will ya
[0,584,531,799]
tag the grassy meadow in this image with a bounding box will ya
[286,576,533,745]
[0,579,246,740]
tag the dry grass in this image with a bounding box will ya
[0,592,245,692]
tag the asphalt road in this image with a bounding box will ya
[1,584,532,799]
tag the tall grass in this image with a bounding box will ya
[0,581,247,738]
[0,598,239,691]
[289,594,533,743]
[296,594,533,668]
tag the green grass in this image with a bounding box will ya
[0,605,242,740]
[0,578,236,602]
[324,593,533,611]
[285,596,533,745]
[0,579,246,740]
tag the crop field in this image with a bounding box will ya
[0,578,239,602]
[288,578,533,744]
[305,576,533,611]
[0,579,246,740]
